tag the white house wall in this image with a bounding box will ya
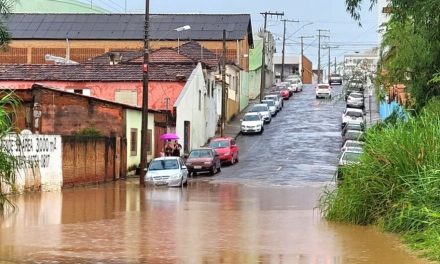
[175,63,211,151]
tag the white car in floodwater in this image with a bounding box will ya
[144,157,188,187]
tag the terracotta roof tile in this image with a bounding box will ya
[0,63,194,82]
[177,41,220,68]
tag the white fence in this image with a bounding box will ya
[1,134,62,193]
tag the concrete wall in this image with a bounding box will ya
[0,134,62,193]
[249,68,261,100]
[240,71,249,111]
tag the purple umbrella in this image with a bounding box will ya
[160,133,179,140]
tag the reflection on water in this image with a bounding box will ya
[0,179,426,264]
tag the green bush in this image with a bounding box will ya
[321,98,440,260]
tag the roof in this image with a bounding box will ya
[177,41,220,68]
[89,48,196,65]
[4,13,253,45]
[29,84,161,113]
[0,63,195,82]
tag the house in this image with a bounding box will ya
[5,84,158,185]
[1,13,253,70]
[274,54,313,84]
[249,32,276,99]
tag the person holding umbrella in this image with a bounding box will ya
[172,140,182,157]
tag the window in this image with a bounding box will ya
[130,128,137,156]
[198,90,202,111]
[115,90,137,106]
[207,81,211,97]
[147,129,152,154]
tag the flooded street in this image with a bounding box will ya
[0,85,427,264]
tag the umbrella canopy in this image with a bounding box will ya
[160,133,179,140]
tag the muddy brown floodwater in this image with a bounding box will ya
[0,86,429,263]
[0,180,427,264]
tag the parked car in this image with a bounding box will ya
[208,137,239,165]
[342,122,365,137]
[337,149,363,180]
[339,149,362,166]
[287,78,303,92]
[278,87,290,100]
[241,112,264,134]
[341,108,365,128]
[144,157,188,187]
[329,74,343,85]
[264,94,283,110]
[341,140,364,151]
[347,92,365,108]
[261,99,277,116]
[185,148,221,176]
[342,130,364,145]
[278,81,295,95]
[250,104,271,123]
[315,84,332,99]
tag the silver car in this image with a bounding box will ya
[347,92,364,108]
[144,157,188,187]
[264,94,283,111]
[250,104,271,123]
[261,99,277,116]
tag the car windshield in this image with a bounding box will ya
[331,74,341,77]
[251,106,268,112]
[343,152,362,162]
[347,111,363,117]
[346,142,363,148]
[262,100,275,106]
[349,93,363,98]
[209,140,229,149]
[149,159,179,170]
[265,96,277,100]
[243,115,260,121]
[346,124,363,130]
[318,85,329,89]
[189,150,212,158]
[347,131,362,139]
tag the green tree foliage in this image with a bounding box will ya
[346,0,440,111]
[0,0,14,48]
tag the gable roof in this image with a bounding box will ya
[0,63,195,82]
[177,41,220,69]
[4,13,253,45]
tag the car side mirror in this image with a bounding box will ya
[182,165,187,170]
[240,119,243,122]
[183,154,189,159]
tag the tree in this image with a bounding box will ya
[0,0,14,48]
[346,0,440,110]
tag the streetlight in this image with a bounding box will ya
[175,25,191,54]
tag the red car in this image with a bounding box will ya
[208,137,239,165]
[279,88,290,100]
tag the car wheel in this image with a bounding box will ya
[210,166,215,175]
[193,171,197,177]
[230,156,235,165]
[236,153,239,163]
[316,95,319,99]
[217,164,221,173]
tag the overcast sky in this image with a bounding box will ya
[89,0,379,68]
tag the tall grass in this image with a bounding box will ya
[0,92,20,212]
[321,98,440,260]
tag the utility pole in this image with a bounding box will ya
[220,30,227,137]
[140,0,150,185]
[328,44,331,83]
[334,57,337,74]
[281,19,299,82]
[260,11,284,101]
[299,36,314,83]
[317,29,329,83]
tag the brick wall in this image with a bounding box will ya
[32,88,125,137]
[62,136,124,187]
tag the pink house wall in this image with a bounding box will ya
[0,81,184,111]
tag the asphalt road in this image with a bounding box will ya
[211,84,345,186]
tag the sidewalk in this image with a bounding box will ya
[216,98,260,140]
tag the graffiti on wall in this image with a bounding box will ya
[0,134,63,191]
